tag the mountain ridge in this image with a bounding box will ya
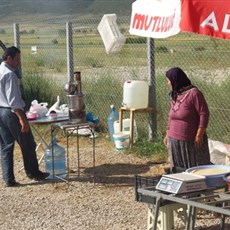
[0,0,133,23]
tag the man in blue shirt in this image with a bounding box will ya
[0,46,49,187]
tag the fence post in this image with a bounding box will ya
[66,22,74,82]
[147,37,157,140]
[14,23,20,48]
[13,23,25,100]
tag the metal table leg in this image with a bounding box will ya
[185,205,192,230]
[152,198,161,230]
[19,126,50,171]
[190,206,196,230]
[50,122,96,187]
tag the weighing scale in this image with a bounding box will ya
[156,172,208,194]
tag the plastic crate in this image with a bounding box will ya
[135,175,161,202]
[97,14,126,54]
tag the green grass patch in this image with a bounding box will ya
[23,69,64,110]
[125,138,168,161]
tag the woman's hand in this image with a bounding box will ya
[164,134,168,146]
[194,134,203,148]
[194,127,206,148]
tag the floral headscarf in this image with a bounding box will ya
[166,67,192,101]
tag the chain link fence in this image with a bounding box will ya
[1,15,230,143]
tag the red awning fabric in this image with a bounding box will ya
[129,0,230,40]
[180,0,230,40]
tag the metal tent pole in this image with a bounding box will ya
[66,22,74,82]
[147,37,157,140]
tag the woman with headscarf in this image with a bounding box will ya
[163,67,211,171]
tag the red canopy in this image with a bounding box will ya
[180,0,230,40]
[130,0,230,40]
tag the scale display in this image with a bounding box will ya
[156,172,208,194]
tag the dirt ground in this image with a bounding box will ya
[0,131,230,230]
[0,132,167,230]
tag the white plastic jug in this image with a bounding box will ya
[123,80,149,109]
[113,118,138,142]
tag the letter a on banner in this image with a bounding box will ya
[129,0,181,39]
[180,0,230,40]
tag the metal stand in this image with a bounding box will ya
[51,121,96,187]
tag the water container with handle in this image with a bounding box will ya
[123,80,149,109]
[45,138,67,179]
[107,105,119,142]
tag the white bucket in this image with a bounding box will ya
[113,118,138,142]
[113,131,130,150]
[123,80,149,109]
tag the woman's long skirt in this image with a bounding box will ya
[168,134,211,170]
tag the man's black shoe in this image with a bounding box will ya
[5,180,21,187]
[27,171,50,181]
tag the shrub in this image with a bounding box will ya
[51,39,58,45]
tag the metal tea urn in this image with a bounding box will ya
[65,71,86,123]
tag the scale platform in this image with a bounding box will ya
[156,172,208,194]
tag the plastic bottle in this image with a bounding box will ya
[107,105,119,142]
[45,138,67,179]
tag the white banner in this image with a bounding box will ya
[129,0,181,38]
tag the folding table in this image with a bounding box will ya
[28,116,68,165]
